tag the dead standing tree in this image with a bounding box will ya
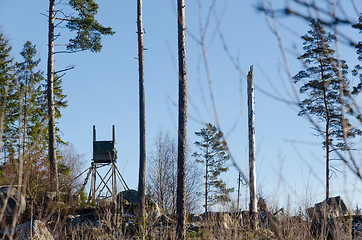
[47,0,58,192]
[136,0,146,237]
[248,66,258,229]
[176,0,187,239]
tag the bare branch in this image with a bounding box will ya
[54,65,75,74]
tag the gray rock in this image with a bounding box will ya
[70,214,97,230]
[1,220,54,240]
[44,191,69,201]
[307,196,353,239]
[199,212,235,230]
[117,189,138,204]
[0,186,26,221]
[117,189,161,219]
[18,220,54,240]
[307,196,352,220]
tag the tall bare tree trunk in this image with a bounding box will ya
[176,0,187,238]
[136,0,146,237]
[247,65,258,229]
[47,0,58,192]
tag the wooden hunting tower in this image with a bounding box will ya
[93,125,117,163]
[80,125,128,203]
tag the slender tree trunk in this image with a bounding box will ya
[320,61,330,200]
[0,83,9,154]
[47,0,58,192]
[176,0,187,238]
[323,89,330,200]
[205,157,208,213]
[22,75,28,158]
[247,65,258,229]
[325,119,330,200]
[136,0,146,237]
[237,172,241,211]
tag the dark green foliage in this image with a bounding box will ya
[15,41,68,155]
[58,162,71,176]
[293,19,361,151]
[193,123,234,212]
[0,40,69,192]
[0,33,16,162]
[16,41,45,150]
[352,14,362,95]
[48,73,68,147]
[66,0,115,52]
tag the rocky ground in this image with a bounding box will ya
[0,187,361,239]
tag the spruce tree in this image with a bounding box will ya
[0,40,68,194]
[294,19,361,199]
[16,42,44,156]
[0,33,16,164]
[193,123,234,213]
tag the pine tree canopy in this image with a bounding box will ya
[66,0,115,53]
[193,123,234,212]
[293,19,361,151]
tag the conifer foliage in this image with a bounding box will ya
[0,33,16,163]
[193,123,233,213]
[294,19,361,199]
[46,0,114,191]
[0,38,68,196]
[352,15,362,95]
[66,0,115,53]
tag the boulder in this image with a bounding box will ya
[1,220,54,240]
[117,189,161,219]
[199,212,235,230]
[117,189,138,205]
[68,214,98,231]
[17,220,54,240]
[307,196,352,220]
[307,196,353,239]
[0,186,26,221]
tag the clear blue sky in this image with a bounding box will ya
[1,0,361,212]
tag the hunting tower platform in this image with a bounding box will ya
[81,125,128,203]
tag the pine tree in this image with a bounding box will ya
[294,19,361,200]
[46,0,114,191]
[352,15,362,95]
[193,123,234,213]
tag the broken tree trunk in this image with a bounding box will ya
[247,65,258,229]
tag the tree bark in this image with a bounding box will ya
[205,155,208,213]
[325,118,330,200]
[136,0,146,237]
[47,0,58,192]
[320,59,330,200]
[247,65,258,229]
[176,0,187,239]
